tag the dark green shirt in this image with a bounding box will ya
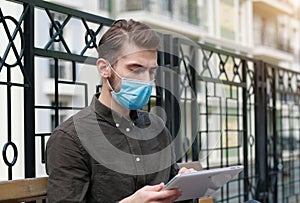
[46,94,179,202]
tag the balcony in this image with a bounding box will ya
[253,0,294,16]
[118,0,202,39]
[253,17,296,63]
[253,33,294,63]
[253,46,294,63]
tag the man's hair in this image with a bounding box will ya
[97,19,160,64]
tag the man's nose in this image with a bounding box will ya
[143,71,152,82]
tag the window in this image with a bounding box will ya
[160,0,172,14]
[176,0,199,25]
[188,0,199,25]
[125,0,144,11]
[220,0,235,40]
[99,0,109,11]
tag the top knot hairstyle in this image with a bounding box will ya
[97,19,160,64]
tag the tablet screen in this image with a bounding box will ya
[163,165,244,202]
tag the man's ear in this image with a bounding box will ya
[97,58,110,78]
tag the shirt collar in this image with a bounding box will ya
[90,93,139,127]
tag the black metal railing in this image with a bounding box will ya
[0,0,299,203]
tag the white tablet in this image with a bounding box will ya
[163,165,244,202]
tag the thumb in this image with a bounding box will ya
[146,182,165,192]
[155,182,165,191]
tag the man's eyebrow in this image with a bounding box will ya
[127,63,144,68]
[127,63,158,69]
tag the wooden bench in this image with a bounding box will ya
[0,162,213,203]
[0,177,48,202]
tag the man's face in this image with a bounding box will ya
[109,49,158,92]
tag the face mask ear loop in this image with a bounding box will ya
[107,61,122,79]
[106,79,114,92]
[106,61,122,92]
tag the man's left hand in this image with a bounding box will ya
[178,167,197,174]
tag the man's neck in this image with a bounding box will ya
[98,87,130,118]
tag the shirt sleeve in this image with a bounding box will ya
[46,129,90,203]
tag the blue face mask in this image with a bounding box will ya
[107,63,154,110]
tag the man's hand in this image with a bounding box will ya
[119,182,182,203]
[178,167,197,174]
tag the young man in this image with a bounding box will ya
[46,19,194,202]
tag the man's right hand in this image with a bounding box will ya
[119,183,182,203]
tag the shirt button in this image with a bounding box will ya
[126,128,130,132]
[116,123,120,127]
[135,157,141,162]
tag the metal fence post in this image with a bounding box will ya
[254,60,268,202]
[23,2,35,178]
[269,66,278,203]
[160,35,182,160]
[242,59,249,202]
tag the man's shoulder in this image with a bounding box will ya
[50,106,93,141]
[49,117,78,148]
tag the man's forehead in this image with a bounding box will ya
[114,45,157,63]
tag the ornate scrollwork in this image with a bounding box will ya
[49,20,63,42]
[0,10,24,70]
[2,141,18,167]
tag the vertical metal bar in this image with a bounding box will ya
[72,61,76,82]
[279,104,285,202]
[84,84,88,107]
[41,135,45,163]
[23,3,35,178]
[219,95,223,168]
[271,67,278,203]
[190,47,198,161]
[242,59,249,201]
[205,82,209,168]
[237,84,241,203]
[184,87,188,162]
[156,33,164,111]
[254,60,268,202]
[225,98,229,203]
[7,66,12,180]
[172,37,181,160]
[155,33,166,120]
[225,98,229,167]
[54,58,59,127]
[163,35,172,135]
[162,35,181,160]
[160,34,180,157]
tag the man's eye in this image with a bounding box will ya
[132,68,143,74]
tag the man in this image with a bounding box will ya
[46,19,194,202]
